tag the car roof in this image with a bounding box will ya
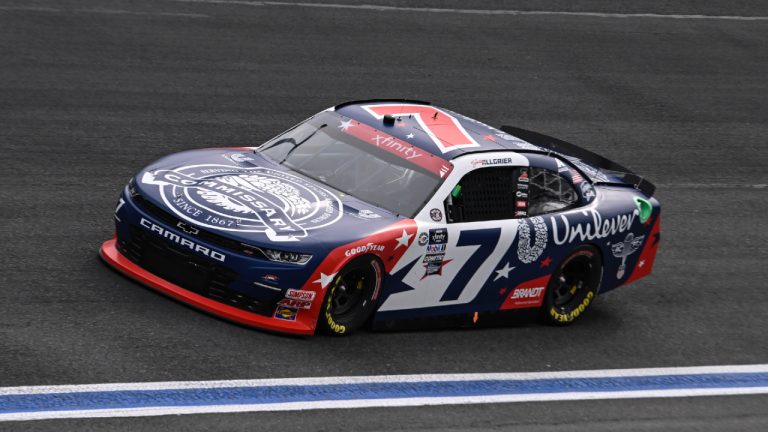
[333,99,537,161]
[333,99,642,189]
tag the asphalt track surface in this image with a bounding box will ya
[1,0,767,430]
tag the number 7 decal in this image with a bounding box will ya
[361,104,480,154]
[440,228,501,301]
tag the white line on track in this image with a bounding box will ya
[4,387,768,422]
[3,364,766,396]
[1,364,767,421]
[174,0,768,21]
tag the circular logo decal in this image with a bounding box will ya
[141,164,343,242]
[417,232,429,246]
[430,208,443,222]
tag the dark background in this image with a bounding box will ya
[1,0,766,430]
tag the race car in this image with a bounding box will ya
[100,99,661,336]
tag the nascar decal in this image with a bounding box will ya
[361,104,480,154]
[141,164,342,241]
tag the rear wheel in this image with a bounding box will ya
[318,256,382,336]
[541,246,603,325]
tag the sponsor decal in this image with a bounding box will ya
[515,191,528,198]
[429,228,448,245]
[517,216,548,264]
[570,169,584,184]
[274,305,298,321]
[261,274,279,283]
[277,298,312,310]
[345,242,385,257]
[139,218,226,262]
[284,288,316,302]
[430,208,443,222]
[518,170,529,182]
[515,210,527,217]
[551,209,638,246]
[371,134,422,160]
[517,183,529,190]
[426,243,446,253]
[422,253,446,263]
[500,275,550,310]
[340,118,451,177]
[324,282,346,334]
[141,165,342,242]
[516,200,527,208]
[417,232,429,246]
[357,209,381,219]
[580,182,595,201]
[470,157,514,168]
[507,286,546,308]
[422,261,450,278]
[550,291,594,323]
[610,232,645,278]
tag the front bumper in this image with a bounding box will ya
[100,238,315,335]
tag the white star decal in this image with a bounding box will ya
[406,133,414,139]
[493,262,515,281]
[394,229,413,249]
[313,272,337,289]
[638,260,646,268]
[338,119,353,131]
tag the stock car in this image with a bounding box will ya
[100,99,661,336]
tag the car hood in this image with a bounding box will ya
[133,148,404,251]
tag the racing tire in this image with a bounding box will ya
[317,256,383,336]
[541,245,603,325]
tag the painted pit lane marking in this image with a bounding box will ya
[1,364,767,421]
[174,0,768,21]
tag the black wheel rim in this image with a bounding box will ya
[330,263,377,319]
[552,254,596,307]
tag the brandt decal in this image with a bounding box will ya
[141,164,343,241]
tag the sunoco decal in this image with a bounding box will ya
[141,164,343,242]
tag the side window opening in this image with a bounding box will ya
[445,166,579,223]
[527,168,578,216]
[445,167,517,223]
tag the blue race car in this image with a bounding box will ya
[101,99,660,335]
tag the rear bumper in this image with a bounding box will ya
[100,238,314,336]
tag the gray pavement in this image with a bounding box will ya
[1,0,767,430]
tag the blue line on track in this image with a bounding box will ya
[2,372,768,414]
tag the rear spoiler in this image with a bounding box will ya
[500,125,656,197]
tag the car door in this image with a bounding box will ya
[377,153,529,316]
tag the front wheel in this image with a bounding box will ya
[541,246,603,325]
[317,256,382,336]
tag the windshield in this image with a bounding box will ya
[258,112,447,217]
